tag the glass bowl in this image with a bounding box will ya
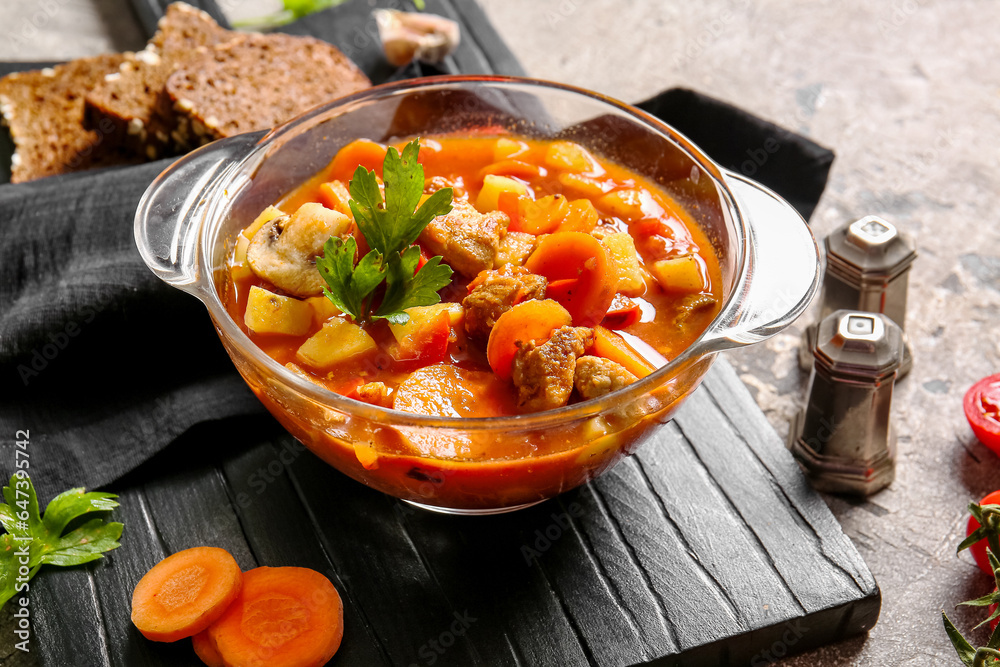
[135,76,821,514]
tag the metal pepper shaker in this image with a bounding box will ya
[788,310,904,495]
[798,215,916,377]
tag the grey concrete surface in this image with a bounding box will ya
[1,0,999,665]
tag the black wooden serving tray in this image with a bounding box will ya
[0,1,877,665]
[16,362,878,667]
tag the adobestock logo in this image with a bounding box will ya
[407,610,478,667]
[16,308,97,386]
[749,620,810,666]
[520,502,584,565]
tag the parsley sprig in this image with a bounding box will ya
[0,474,123,609]
[317,139,454,325]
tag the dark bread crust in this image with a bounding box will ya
[0,54,140,183]
[83,2,232,159]
[165,33,372,146]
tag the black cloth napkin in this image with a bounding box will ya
[0,5,834,493]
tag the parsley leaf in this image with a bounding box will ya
[0,474,123,610]
[317,236,386,321]
[376,246,454,324]
[320,138,454,325]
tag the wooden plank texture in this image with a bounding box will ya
[9,359,879,667]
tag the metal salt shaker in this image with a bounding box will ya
[799,215,916,377]
[789,310,904,495]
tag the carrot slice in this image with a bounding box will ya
[515,194,569,235]
[192,630,224,667]
[487,299,572,381]
[591,326,656,379]
[555,199,599,233]
[524,231,617,326]
[208,567,344,667]
[131,547,243,643]
[328,139,387,181]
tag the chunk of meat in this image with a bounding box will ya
[420,200,507,277]
[424,175,467,199]
[495,231,536,267]
[462,266,547,339]
[355,381,393,408]
[675,292,718,328]
[512,326,594,412]
[574,356,638,400]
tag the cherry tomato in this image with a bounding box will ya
[965,374,1000,456]
[967,490,1000,576]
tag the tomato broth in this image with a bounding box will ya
[221,134,723,504]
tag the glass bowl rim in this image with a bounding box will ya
[199,74,748,434]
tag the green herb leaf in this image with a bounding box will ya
[375,246,453,324]
[320,139,454,325]
[348,165,391,256]
[233,0,350,29]
[317,236,386,322]
[381,140,426,253]
[412,188,456,236]
[42,487,119,537]
[0,475,122,610]
[959,503,1000,556]
[944,612,978,667]
[959,592,1000,608]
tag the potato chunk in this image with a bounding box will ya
[650,255,707,294]
[296,318,378,370]
[244,286,313,336]
[600,232,645,297]
[544,141,598,173]
[476,174,530,212]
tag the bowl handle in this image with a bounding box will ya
[133,130,266,297]
[701,170,822,351]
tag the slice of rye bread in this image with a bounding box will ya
[165,33,372,146]
[0,54,142,183]
[84,2,233,160]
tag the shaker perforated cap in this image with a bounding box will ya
[825,215,917,280]
[814,310,904,379]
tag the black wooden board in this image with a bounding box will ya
[4,360,879,667]
[0,1,878,665]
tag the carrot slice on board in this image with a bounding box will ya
[487,299,572,381]
[131,546,243,643]
[208,566,344,667]
[192,630,224,667]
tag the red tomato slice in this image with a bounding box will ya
[965,374,1000,456]
[497,191,524,230]
[525,232,616,327]
[601,293,641,329]
[388,311,451,365]
[967,490,1000,576]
